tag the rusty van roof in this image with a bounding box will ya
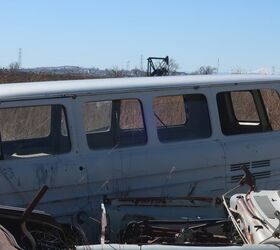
[0,74,280,101]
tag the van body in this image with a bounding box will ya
[1,75,280,240]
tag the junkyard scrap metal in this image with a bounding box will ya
[76,167,280,249]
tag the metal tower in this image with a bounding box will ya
[147,56,169,76]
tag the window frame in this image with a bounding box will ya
[82,97,147,150]
[216,86,280,137]
[0,98,73,160]
[152,93,212,143]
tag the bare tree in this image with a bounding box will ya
[191,66,217,75]
[169,58,179,75]
[108,66,126,78]
[131,68,145,77]
[231,66,246,74]
[8,62,20,72]
[199,66,217,75]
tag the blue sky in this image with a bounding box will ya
[0,0,279,72]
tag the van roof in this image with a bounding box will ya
[0,74,280,101]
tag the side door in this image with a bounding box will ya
[0,98,80,217]
[76,93,149,200]
[139,87,226,199]
[215,85,280,191]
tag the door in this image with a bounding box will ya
[77,95,149,199]
[146,91,226,198]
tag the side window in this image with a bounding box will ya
[0,105,71,160]
[83,99,146,149]
[153,94,211,142]
[217,88,280,135]
[120,100,144,129]
[1,106,51,141]
[153,95,186,127]
[84,101,112,133]
[260,89,280,131]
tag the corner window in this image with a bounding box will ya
[153,94,211,142]
[217,88,280,135]
[0,105,71,160]
[83,99,147,149]
[260,89,280,131]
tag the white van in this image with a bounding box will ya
[0,74,280,241]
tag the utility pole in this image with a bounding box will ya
[140,54,143,71]
[18,48,22,69]
[126,61,130,71]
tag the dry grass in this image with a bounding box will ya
[0,70,94,84]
